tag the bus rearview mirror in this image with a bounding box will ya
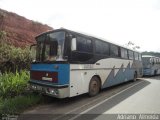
[30,44,37,62]
[71,38,77,51]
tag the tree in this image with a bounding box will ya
[124,41,140,50]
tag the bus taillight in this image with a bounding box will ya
[52,72,58,82]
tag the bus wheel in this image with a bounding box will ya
[133,72,137,82]
[154,70,157,76]
[89,77,100,97]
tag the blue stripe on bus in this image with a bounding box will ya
[31,64,70,85]
[143,68,153,75]
[102,63,134,88]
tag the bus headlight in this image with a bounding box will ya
[46,88,58,95]
[31,85,37,90]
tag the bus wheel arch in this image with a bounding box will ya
[88,75,101,97]
[154,70,157,76]
[133,71,137,82]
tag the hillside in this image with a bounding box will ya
[0,9,53,47]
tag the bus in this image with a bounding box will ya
[142,55,160,76]
[29,28,143,98]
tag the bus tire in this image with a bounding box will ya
[154,70,157,76]
[89,76,100,97]
[133,71,137,82]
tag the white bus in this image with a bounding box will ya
[142,55,160,76]
[29,28,143,98]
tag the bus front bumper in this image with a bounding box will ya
[29,80,69,98]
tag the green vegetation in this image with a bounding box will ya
[0,94,42,114]
[0,31,31,73]
[32,20,42,26]
[0,31,6,41]
[0,70,44,115]
[142,51,160,57]
[0,10,6,18]
[0,70,29,98]
[0,31,43,115]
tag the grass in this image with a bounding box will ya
[0,70,53,116]
[0,70,44,115]
[0,94,42,115]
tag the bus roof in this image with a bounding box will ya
[142,55,159,58]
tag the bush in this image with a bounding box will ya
[0,30,32,72]
[0,43,31,73]
[0,31,6,41]
[0,70,29,98]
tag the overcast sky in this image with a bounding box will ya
[0,0,160,52]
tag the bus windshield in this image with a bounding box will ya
[36,31,65,62]
[142,57,150,68]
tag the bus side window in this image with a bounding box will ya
[77,36,92,53]
[139,53,142,61]
[134,52,139,60]
[150,58,152,64]
[128,50,134,59]
[95,40,109,56]
[110,44,119,57]
[121,48,128,59]
[154,58,156,64]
